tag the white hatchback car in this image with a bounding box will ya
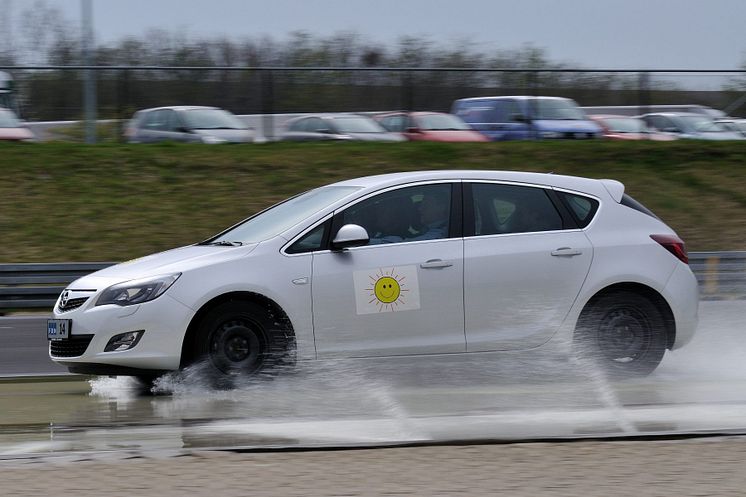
[49,171,698,382]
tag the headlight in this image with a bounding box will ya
[96,274,181,307]
[202,135,227,144]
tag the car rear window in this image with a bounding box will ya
[620,193,659,220]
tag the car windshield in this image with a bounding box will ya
[417,114,471,131]
[603,117,646,133]
[534,98,586,120]
[0,109,20,128]
[332,116,386,133]
[207,186,360,244]
[678,115,729,133]
[182,109,247,130]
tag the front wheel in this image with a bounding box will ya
[574,291,667,378]
[191,300,294,387]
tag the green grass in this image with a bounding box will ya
[1,140,745,262]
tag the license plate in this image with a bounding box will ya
[47,319,72,341]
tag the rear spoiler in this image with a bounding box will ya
[600,179,624,202]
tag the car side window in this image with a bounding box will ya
[340,184,452,245]
[165,110,184,132]
[150,110,172,131]
[307,117,329,133]
[557,191,599,228]
[288,119,305,132]
[471,183,563,235]
[387,115,406,132]
[286,220,330,254]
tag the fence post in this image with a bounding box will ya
[401,71,414,111]
[638,71,650,116]
[260,69,274,142]
[117,69,129,143]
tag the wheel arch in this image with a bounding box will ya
[578,282,676,350]
[179,291,296,368]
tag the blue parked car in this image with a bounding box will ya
[452,96,602,141]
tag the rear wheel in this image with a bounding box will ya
[574,291,667,378]
[190,300,294,388]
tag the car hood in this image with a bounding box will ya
[0,127,34,140]
[687,131,745,141]
[191,128,253,143]
[69,243,257,290]
[419,130,488,142]
[346,132,406,142]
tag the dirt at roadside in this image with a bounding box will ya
[1,438,745,496]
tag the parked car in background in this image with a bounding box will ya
[126,106,253,144]
[374,111,488,142]
[589,115,676,141]
[452,96,601,141]
[583,104,725,119]
[281,114,405,142]
[715,118,746,137]
[0,107,34,142]
[640,113,744,141]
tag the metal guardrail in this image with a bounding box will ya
[0,252,744,311]
[690,251,746,300]
[0,263,114,310]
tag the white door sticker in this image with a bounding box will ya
[353,265,421,315]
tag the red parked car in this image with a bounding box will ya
[589,115,675,141]
[375,111,488,142]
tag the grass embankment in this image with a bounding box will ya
[0,140,744,262]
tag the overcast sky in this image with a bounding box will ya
[13,0,746,69]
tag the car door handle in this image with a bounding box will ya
[420,259,453,269]
[551,247,583,257]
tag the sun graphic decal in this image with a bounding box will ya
[366,268,410,312]
[353,265,421,315]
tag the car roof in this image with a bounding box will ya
[327,170,618,199]
[642,112,705,118]
[455,96,571,102]
[591,114,641,119]
[288,113,369,120]
[138,106,219,112]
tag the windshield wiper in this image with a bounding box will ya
[203,240,243,246]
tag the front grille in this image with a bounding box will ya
[58,297,89,312]
[50,334,94,358]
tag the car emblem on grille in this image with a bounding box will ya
[60,290,70,308]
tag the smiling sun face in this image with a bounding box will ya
[367,268,409,312]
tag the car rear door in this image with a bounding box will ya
[463,182,593,351]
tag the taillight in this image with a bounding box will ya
[650,234,688,264]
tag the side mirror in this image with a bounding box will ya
[331,224,370,251]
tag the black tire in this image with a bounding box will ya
[574,291,667,378]
[190,300,294,387]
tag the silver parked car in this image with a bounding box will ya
[640,112,744,140]
[126,106,253,144]
[281,114,405,142]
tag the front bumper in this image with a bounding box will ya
[49,293,195,373]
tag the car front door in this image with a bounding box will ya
[463,182,593,351]
[311,182,465,358]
